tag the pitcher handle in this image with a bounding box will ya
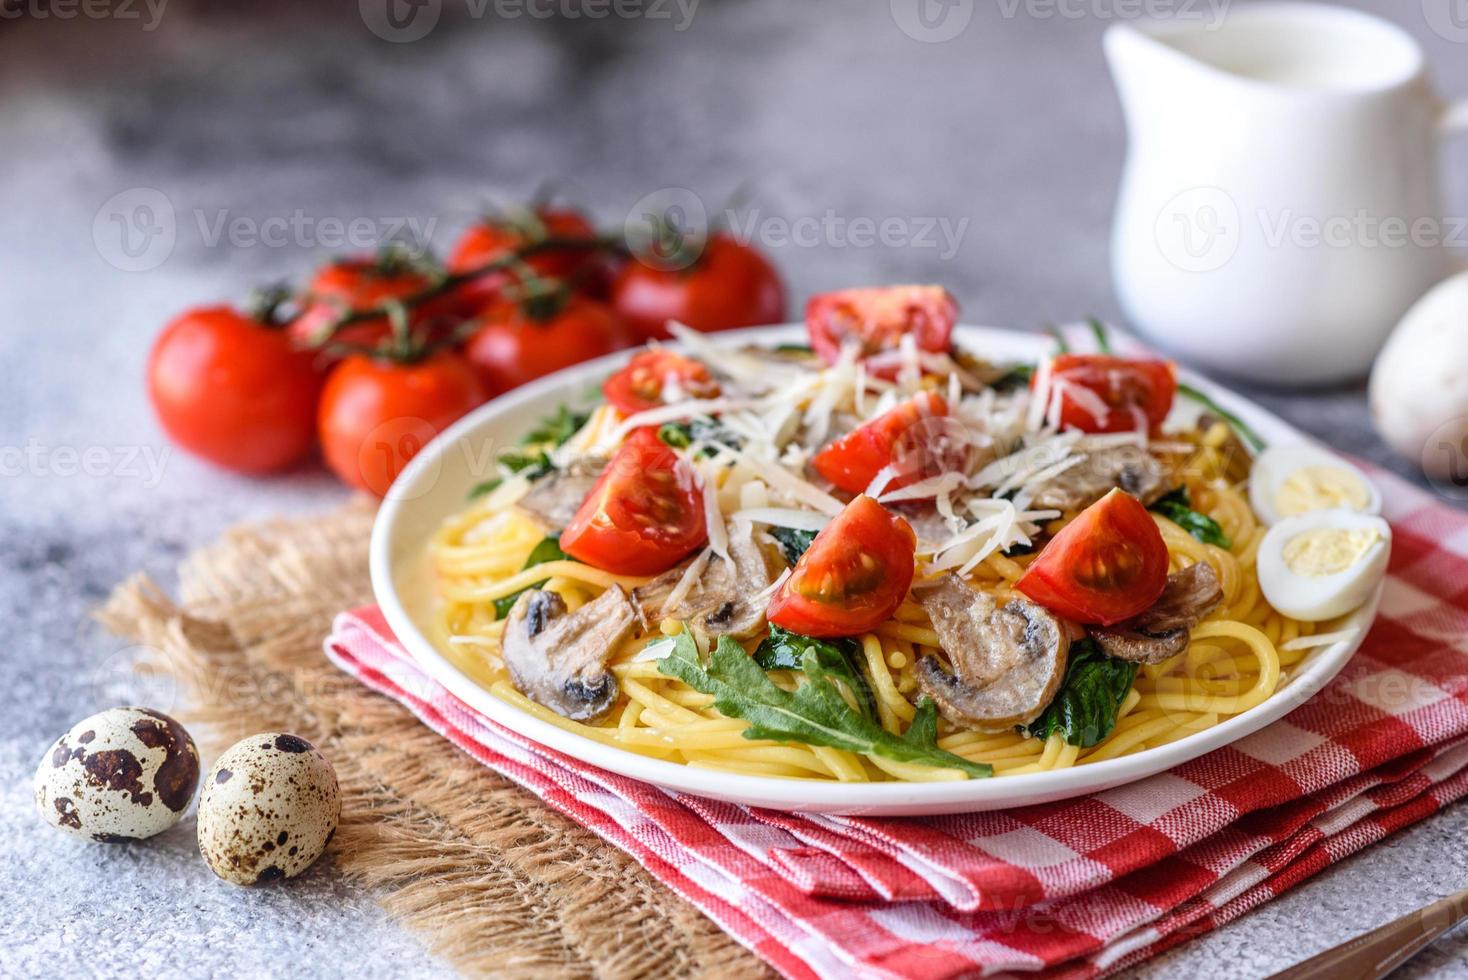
[1442,98,1468,137]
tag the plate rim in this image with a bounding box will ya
[368,323,1379,815]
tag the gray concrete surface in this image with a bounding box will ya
[3,1,1467,976]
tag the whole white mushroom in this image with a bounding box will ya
[1370,270,1468,480]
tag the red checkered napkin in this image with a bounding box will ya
[326,465,1468,979]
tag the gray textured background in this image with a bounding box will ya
[4,0,1468,976]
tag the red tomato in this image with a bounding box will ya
[805,285,957,365]
[602,348,720,416]
[464,296,629,395]
[559,429,707,575]
[317,351,487,497]
[1038,354,1177,434]
[811,391,949,495]
[767,495,917,637]
[290,258,442,353]
[1015,489,1169,626]
[611,234,785,341]
[448,207,608,304]
[147,306,322,475]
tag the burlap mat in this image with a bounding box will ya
[97,502,773,980]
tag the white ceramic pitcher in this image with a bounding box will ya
[1107,3,1468,385]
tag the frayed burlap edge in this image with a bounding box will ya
[96,502,772,980]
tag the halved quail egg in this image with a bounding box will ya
[1258,509,1391,621]
[1248,443,1381,526]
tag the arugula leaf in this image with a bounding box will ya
[493,404,591,481]
[992,362,1034,391]
[769,526,817,566]
[657,422,693,449]
[497,448,554,480]
[521,404,590,448]
[1177,383,1265,452]
[656,416,741,456]
[1150,487,1231,549]
[774,342,814,354]
[1025,639,1137,747]
[1086,316,1112,354]
[468,477,503,500]
[658,630,991,777]
[1045,323,1070,354]
[754,626,876,721]
[492,536,572,619]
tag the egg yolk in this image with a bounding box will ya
[1276,465,1370,518]
[1282,527,1380,578]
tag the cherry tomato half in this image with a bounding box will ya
[805,285,957,366]
[147,306,322,475]
[611,234,785,341]
[1038,354,1177,435]
[1015,488,1169,626]
[464,295,630,396]
[559,429,707,575]
[602,348,720,416]
[448,207,610,305]
[317,351,487,497]
[289,258,447,354]
[767,495,917,638]
[811,391,948,495]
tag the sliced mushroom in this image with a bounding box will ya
[1028,444,1170,512]
[501,584,638,721]
[914,575,1071,731]
[515,455,606,532]
[633,525,781,638]
[1091,562,1223,664]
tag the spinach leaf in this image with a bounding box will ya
[656,416,741,456]
[1025,640,1137,747]
[1086,316,1112,353]
[769,526,817,566]
[754,626,876,721]
[1150,487,1231,549]
[497,448,554,479]
[658,630,991,777]
[492,536,572,619]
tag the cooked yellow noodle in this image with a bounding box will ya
[432,466,1306,782]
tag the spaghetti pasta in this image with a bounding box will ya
[422,326,1361,784]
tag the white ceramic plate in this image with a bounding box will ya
[370,325,1381,816]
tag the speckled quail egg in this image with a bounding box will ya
[34,706,199,842]
[1258,509,1391,621]
[1248,443,1381,527]
[197,733,340,886]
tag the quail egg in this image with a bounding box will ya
[197,733,340,886]
[1258,509,1391,621]
[34,706,199,842]
[1248,443,1381,527]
